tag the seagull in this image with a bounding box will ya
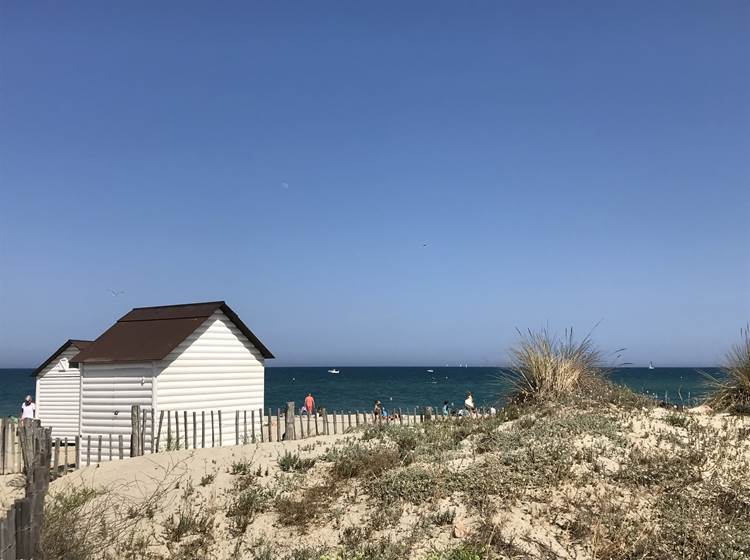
[109,289,125,297]
[422,242,428,247]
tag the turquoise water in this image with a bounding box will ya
[0,366,720,417]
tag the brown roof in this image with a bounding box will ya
[71,301,274,364]
[31,339,93,377]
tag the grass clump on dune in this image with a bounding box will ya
[704,325,750,413]
[503,327,608,402]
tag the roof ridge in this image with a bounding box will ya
[129,300,225,311]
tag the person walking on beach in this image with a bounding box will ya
[303,392,315,415]
[442,400,450,417]
[464,392,477,418]
[373,400,383,422]
[20,395,36,420]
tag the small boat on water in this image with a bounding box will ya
[426,369,434,373]
[328,368,340,374]
[648,361,655,370]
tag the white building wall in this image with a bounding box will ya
[36,346,81,439]
[79,362,153,464]
[154,310,265,447]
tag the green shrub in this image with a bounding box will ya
[277,451,316,473]
[327,443,401,480]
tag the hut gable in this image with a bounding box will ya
[72,301,273,364]
[155,309,265,412]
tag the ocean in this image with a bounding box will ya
[0,366,721,418]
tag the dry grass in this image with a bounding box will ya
[503,327,610,402]
[704,325,750,413]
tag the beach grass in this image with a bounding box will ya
[704,325,750,413]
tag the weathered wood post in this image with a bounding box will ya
[53,439,60,474]
[183,411,188,449]
[285,402,296,441]
[167,410,172,450]
[86,436,91,466]
[118,435,124,460]
[250,410,255,443]
[425,406,433,422]
[130,405,142,457]
[244,410,248,444]
[306,411,311,438]
[267,408,272,442]
[276,408,282,442]
[259,408,265,443]
[211,411,215,447]
[322,409,328,435]
[109,434,113,461]
[235,411,240,446]
[175,411,180,450]
[74,435,80,468]
[201,411,206,448]
[333,411,338,434]
[97,435,102,464]
[193,412,197,449]
[150,408,155,453]
[399,408,403,425]
[156,410,164,452]
[218,410,223,446]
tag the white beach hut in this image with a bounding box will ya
[32,339,92,439]
[71,301,274,462]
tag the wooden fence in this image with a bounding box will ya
[0,419,52,560]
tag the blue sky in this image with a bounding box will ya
[1,1,748,367]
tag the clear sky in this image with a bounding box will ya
[1,1,748,368]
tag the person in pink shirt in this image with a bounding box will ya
[303,392,315,415]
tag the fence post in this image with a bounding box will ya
[267,408,273,442]
[299,411,304,439]
[193,412,197,450]
[210,411,215,447]
[63,438,69,475]
[202,411,206,448]
[118,435,124,460]
[333,411,338,434]
[156,410,164,453]
[75,435,80,469]
[218,410,223,446]
[425,406,433,422]
[276,408,282,442]
[53,439,60,474]
[97,436,102,464]
[285,402,296,441]
[86,436,91,467]
[250,411,255,444]
[235,411,240,446]
[131,405,142,457]
[150,408,155,453]
[175,411,180,450]
[259,409,265,443]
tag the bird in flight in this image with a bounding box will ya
[109,289,125,297]
[422,242,429,247]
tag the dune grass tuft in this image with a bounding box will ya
[503,327,608,402]
[704,325,750,413]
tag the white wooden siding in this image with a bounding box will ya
[155,310,265,446]
[36,346,81,439]
[79,362,153,463]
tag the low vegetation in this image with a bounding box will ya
[704,325,750,413]
[37,328,750,559]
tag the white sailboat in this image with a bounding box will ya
[327,368,340,374]
[648,361,655,370]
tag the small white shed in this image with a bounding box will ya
[71,301,273,462]
[32,339,92,439]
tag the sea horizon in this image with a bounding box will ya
[0,365,721,418]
